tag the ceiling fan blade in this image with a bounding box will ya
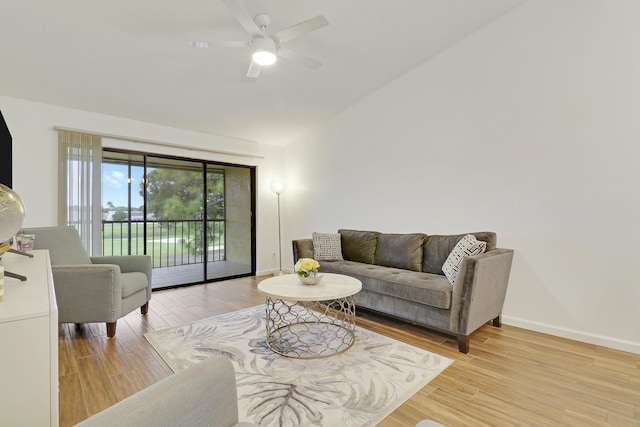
[189,40,249,48]
[222,0,263,38]
[246,60,261,78]
[189,41,210,48]
[271,15,329,44]
[277,47,322,70]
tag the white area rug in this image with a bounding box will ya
[144,305,452,427]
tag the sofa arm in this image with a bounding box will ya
[451,248,514,337]
[51,264,123,323]
[292,239,314,262]
[74,356,256,427]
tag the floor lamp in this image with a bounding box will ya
[270,178,287,276]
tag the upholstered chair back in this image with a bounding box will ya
[23,226,91,265]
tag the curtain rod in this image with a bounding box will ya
[52,126,265,159]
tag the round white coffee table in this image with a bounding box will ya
[257,273,362,359]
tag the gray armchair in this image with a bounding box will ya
[75,356,258,427]
[22,226,152,337]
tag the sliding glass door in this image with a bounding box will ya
[101,149,255,289]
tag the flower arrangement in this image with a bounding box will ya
[294,257,320,277]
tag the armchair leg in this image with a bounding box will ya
[141,302,149,315]
[106,321,117,338]
[457,335,469,354]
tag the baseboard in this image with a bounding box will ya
[255,268,292,277]
[502,315,640,355]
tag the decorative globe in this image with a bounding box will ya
[0,183,26,243]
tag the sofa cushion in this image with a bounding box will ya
[442,234,487,285]
[338,229,380,264]
[374,233,426,272]
[319,260,452,309]
[293,239,315,260]
[312,232,344,261]
[422,232,496,275]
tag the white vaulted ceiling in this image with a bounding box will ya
[0,0,526,146]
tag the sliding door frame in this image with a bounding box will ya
[102,147,257,289]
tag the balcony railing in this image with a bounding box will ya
[102,219,225,269]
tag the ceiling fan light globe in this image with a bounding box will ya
[253,50,277,66]
[251,37,277,66]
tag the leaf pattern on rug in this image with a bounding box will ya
[245,380,338,427]
[145,305,453,427]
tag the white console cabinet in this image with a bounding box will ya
[0,250,58,427]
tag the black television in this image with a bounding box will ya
[0,110,12,188]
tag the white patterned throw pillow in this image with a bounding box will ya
[442,234,487,285]
[312,232,344,261]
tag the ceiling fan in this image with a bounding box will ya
[190,0,329,78]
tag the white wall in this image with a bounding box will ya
[0,95,285,276]
[281,0,640,354]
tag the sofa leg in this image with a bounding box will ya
[492,315,502,327]
[106,321,117,338]
[141,302,149,315]
[457,335,469,354]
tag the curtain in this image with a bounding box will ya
[58,131,102,255]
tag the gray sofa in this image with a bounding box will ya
[293,229,514,353]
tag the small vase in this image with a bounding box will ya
[297,272,323,286]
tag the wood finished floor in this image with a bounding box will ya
[59,276,640,427]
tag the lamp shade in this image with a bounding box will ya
[0,183,26,243]
[252,37,277,66]
[270,178,287,195]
